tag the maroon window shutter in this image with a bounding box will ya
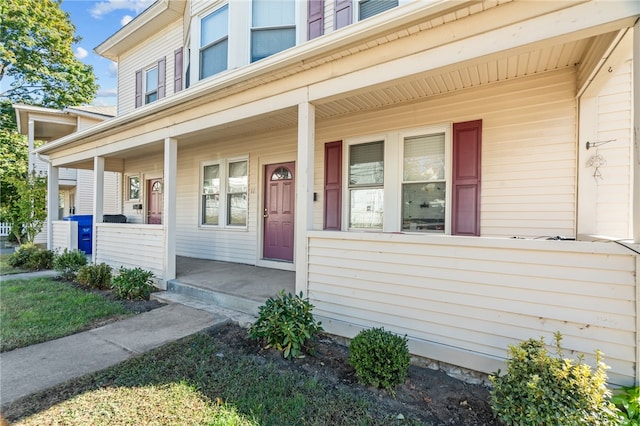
[174,48,183,93]
[157,57,166,99]
[324,141,342,230]
[308,0,324,40]
[334,0,352,30]
[135,69,142,108]
[452,120,482,236]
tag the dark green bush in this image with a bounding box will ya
[348,327,410,392]
[8,243,53,270]
[248,290,323,359]
[53,248,88,281]
[611,386,640,425]
[490,333,620,425]
[111,267,154,300]
[76,263,112,289]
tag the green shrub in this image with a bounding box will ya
[348,327,410,392]
[612,386,640,425]
[76,263,112,289]
[248,290,323,359]
[53,248,88,281]
[489,333,620,425]
[111,267,154,300]
[8,243,53,270]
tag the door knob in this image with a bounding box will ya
[263,208,268,218]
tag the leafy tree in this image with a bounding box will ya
[0,0,98,109]
[1,171,47,244]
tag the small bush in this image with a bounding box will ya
[490,333,620,425]
[111,267,154,300]
[612,386,640,425]
[348,327,410,392]
[8,243,53,270]
[76,263,112,289]
[248,290,323,359]
[53,248,88,281]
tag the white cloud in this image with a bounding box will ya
[75,47,89,59]
[108,62,118,78]
[90,0,154,19]
[97,88,118,98]
[120,15,133,26]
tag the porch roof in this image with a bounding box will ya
[36,0,639,169]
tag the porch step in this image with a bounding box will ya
[162,280,262,318]
[151,291,256,328]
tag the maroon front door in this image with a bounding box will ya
[263,162,295,261]
[147,178,163,224]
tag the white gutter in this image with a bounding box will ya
[35,0,465,155]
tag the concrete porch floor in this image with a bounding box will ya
[172,256,295,304]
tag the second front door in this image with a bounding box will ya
[263,162,295,262]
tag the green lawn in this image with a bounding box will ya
[10,333,410,425]
[0,278,129,352]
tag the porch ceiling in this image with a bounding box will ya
[315,35,598,118]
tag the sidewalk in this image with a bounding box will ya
[0,273,256,409]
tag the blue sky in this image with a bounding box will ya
[61,0,154,106]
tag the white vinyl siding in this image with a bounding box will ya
[314,68,577,238]
[175,127,297,264]
[593,61,633,238]
[75,170,121,216]
[95,224,164,278]
[118,20,183,115]
[307,232,637,386]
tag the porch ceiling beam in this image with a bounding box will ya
[308,1,640,103]
[47,88,307,166]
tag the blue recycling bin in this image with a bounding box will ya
[63,215,93,254]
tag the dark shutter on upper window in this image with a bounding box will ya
[324,141,342,230]
[359,0,397,20]
[174,48,183,93]
[334,0,352,29]
[157,57,166,99]
[308,0,324,40]
[135,69,142,108]
[452,120,482,236]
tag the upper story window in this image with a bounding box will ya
[358,0,398,20]
[135,58,165,108]
[251,0,296,62]
[200,5,229,79]
[145,66,158,103]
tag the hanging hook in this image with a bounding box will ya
[585,139,616,150]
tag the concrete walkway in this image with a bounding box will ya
[0,272,256,409]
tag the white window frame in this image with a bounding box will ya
[198,3,230,80]
[126,175,141,201]
[343,133,387,231]
[199,157,249,229]
[144,65,158,104]
[250,0,298,63]
[342,124,452,234]
[398,124,452,235]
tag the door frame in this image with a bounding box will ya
[256,153,296,271]
[146,176,164,225]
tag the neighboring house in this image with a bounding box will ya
[13,104,120,246]
[35,0,640,385]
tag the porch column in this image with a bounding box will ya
[295,101,315,295]
[28,119,35,172]
[46,163,59,250]
[633,21,640,243]
[92,156,104,262]
[163,137,177,286]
